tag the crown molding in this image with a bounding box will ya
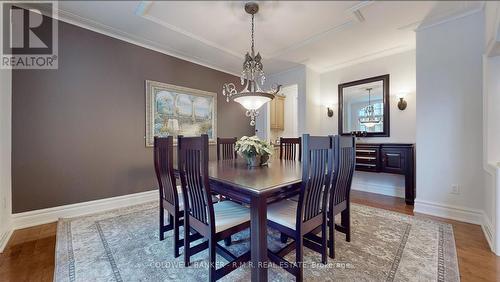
[137,1,359,62]
[270,1,375,58]
[415,2,485,32]
[486,38,500,57]
[136,8,242,59]
[55,8,240,77]
[318,45,415,73]
[269,20,355,58]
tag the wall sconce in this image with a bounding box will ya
[326,105,334,117]
[397,93,408,111]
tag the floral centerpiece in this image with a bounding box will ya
[235,136,274,167]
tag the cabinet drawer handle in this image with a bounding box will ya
[386,153,399,157]
[357,150,376,153]
[357,163,376,167]
[356,156,376,160]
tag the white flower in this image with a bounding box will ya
[235,136,273,158]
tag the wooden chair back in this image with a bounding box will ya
[280,137,302,161]
[217,137,237,160]
[296,134,333,226]
[153,136,179,208]
[177,135,215,233]
[330,136,356,206]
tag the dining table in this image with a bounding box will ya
[177,158,302,282]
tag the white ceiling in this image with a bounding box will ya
[56,1,484,75]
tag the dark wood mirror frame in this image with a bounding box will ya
[338,74,390,137]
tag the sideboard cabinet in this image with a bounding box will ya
[355,143,415,205]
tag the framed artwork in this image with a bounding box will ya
[145,80,217,147]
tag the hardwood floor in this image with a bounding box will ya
[0,222,56,282]
[351,191,500,282]
[0,191,498,281]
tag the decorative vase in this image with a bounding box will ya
[246,155,270,167]
[246,155,260,167]
[260,154,269,166]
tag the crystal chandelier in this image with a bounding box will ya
[222,2,281,126]
[359,88,382,128]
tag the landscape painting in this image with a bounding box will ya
[145,80,217,147]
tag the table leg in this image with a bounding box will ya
[251,195,268,282]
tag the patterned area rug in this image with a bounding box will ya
[55,202,459,281]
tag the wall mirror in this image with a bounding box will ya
[338,74,390,137]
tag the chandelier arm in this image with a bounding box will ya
[270,84,282,95]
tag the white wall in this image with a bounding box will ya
[318,50,416,198]
[257,66,306,140]
[306,67,321,135]
[319,50,416,142]
[415,11,485,221]
[0,66,12,252]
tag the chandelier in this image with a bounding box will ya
[222,2,281,126]
[359,88,382,128]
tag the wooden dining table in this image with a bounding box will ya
[178,158,302,282]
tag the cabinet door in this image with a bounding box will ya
[381,148,406,174]
[276,97,285,130]
[270,99,277,128]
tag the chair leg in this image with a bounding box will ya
[164,214,174,232]
[224,236,232,246]
[328,215,335,259]
[341,206,351,242]
[296,236,303,282]
[280,233,288,244]
[173,214,180,258]
[321,219,328,265]
[184,217,190,266]
[209,238,217,282]
[159,206,165,241]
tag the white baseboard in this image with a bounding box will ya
[11,189,158,231]
[0,189,157,253]
[481,212,496,254]
[414,199,483,225]
[352,181,405,198]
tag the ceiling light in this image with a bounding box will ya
[222,2,281,126]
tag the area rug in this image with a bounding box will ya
[54,202,459,281]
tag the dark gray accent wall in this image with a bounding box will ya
[12,20,253,213]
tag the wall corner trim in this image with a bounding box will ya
[11,190,158,231]
[481,211,497,255]
[0,228,14,253]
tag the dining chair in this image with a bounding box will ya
[153,136,184,257]
[178,134,251,282]
[280,137,302,161]
[216,137,240,246]
[217,137,237,160]
[277,136,302,243]
[327,135,356,258]
[306,135,356,259]
[267,134,334,281]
